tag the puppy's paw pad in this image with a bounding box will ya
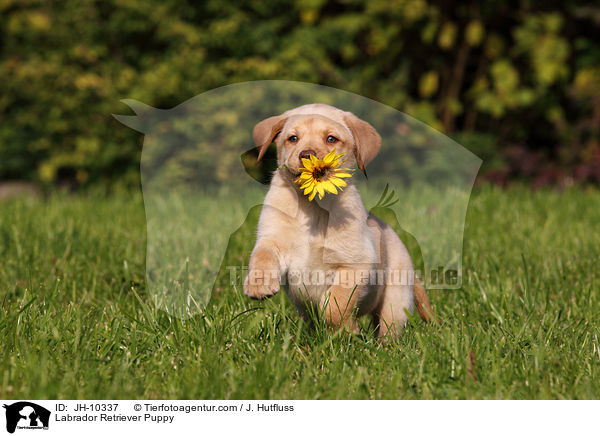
[243,271,280,300]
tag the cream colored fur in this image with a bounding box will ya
[243,104,433,338]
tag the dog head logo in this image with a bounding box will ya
[3,402,50,434]
[114,81,481,318]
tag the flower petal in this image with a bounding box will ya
[330,177,347,188]
[308,189,317,201]
[323,150,336,165]
[300,179,313,189]
[301,158,314,170]
[316,182,325,199]
[322,180,338,194]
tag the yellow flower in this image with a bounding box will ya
[295,150,354,201]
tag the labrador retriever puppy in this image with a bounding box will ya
[243,104,434,338]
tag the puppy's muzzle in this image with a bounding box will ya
[299,149,316,162]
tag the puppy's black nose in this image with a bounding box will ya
[299,149,316,161]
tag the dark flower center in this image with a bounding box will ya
[312,166,328,180]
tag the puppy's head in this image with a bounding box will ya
[253,104,381,177]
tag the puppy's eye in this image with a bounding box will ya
[326,135,339,144]
[288,135,298,143]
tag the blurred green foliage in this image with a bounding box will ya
[0,0,599,187]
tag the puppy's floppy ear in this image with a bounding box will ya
[343,114,381,175]
[253,115,287,162]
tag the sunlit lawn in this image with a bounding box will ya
[1,185,599,399]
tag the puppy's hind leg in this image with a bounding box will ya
[373,283,414,339]
[319,269,361,334]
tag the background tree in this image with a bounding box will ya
[0,0,598,187]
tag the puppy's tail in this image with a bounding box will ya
[414,278,440,324]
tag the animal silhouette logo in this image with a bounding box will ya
[114,81,481,318]
[3,402,50,433]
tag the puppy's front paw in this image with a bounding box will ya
[243,268,280,300]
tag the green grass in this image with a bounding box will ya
[1,185,599,399]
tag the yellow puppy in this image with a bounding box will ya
[244,104,434,338]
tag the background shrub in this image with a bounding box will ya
[0,0,598,187]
